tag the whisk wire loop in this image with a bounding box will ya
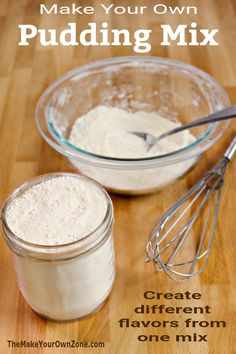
[146,137,236,282]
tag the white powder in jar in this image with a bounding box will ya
[68,106,197,193]
[6,176,107,245]
[5,175,115,321]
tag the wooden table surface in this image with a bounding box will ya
[0,1,235,353]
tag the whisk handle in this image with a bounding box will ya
[224,136,236,160]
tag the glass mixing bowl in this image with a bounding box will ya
[36,57,230,195]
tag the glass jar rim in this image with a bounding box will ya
[35,56,230,169]
[1,173,114,260]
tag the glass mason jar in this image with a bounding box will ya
[1,173,115,322]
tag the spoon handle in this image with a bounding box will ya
[165,105,236,138]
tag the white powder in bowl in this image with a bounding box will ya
[4,175,115,321]
[69,105,196,158]
[68,106,197,194]
[6,176,107,245]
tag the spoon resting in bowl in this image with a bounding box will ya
[130,105,236,151]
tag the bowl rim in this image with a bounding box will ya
[35,56,230,169]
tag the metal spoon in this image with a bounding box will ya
[130,105,236,151]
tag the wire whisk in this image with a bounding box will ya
[146,136,236,282]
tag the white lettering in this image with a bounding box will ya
[114,6,126,14]
[80,23,99,46]
[169,6,186,14]
[18,22,218,50]
[60,7,71,15]
[18,25,38,45]
[101,4,146,15]
[100,22,110,46]
[38,29,58,46]
[81,6,94,15]
[153,5,197,15]
[161,25,187,46]
[189,22,199,46]
[100,4,113,14]
[187,6,198,15]
[111,29,132,46]
[200,29,218,45]
[39,4,94,15]
[161,23,219,46]
[134,30,152,53]
[128,6,146,15]
[40,4,57,14]
[153,4,167,14]
[60,23,78,46]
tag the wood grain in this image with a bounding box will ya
[0,1,235,353]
